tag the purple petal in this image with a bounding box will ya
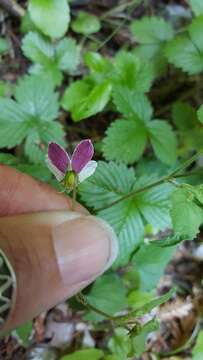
[71,139,94,173]
[48,142,70,174]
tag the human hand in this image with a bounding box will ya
[0,166,118,332]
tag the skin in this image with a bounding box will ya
[0,165,117,331]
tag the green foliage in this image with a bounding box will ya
[170,186,203,238]
[108,328,132,360]
[71,11,101,35]
[0,74,65,163]
[61,349,104,360]
[131,16,174,75]
[79,161,172,267]
[165,16,203,74]
[190,0,203,16]
[62,79,112,121]
[132,243,176,291]
[0,37,10,55]
[22,32,79,85]
[16,321,32,347]
[28,0,70,38]
[131,319,159,357]
[192,330,203,359]
[85,273,127,322]
[103,90,177,165]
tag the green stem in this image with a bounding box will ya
[71,185,77,211]
[96,150,203,212]
[100,0,139,20]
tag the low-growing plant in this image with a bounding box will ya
[1,0,203,358]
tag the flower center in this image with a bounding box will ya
[63,171,78,190]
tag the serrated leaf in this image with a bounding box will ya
[131,16,174,44]
[61,349,104,360]
[71,11,101,35]
[165,16,203,74]
[102,119,147,164]
[170,187,203,238]
[28,0,70,39]
[22,31,54,65]
[85,273,127,322]
[56,38,80,72]
[0,99,29,148]
[80,162,172,267]
[147,120,177,165]
[113,51,154,92]
[132,243,176,291]
[15,75,58,121]
[172,101,197,130]
[0,153,20,165]
[112,87,153,121]
[190,0,203,15]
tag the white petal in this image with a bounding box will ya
[45,155,65,182]
[78,160,97,183]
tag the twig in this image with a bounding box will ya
[0,0,25,17]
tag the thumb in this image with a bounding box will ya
[0,211,118,332]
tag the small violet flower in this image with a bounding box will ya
[46,139,97,190]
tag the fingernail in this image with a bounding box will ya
[52,215,118,286]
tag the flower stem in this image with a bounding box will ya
[71,185,77,211]
[97,150,203,212]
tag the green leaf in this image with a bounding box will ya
[61,349,103,360]
[112,87,153,122]
[108,328,132,360]
[165,16,203,75]
[132,319,159,356]
[131,288,175,316]
[170,187,203,238]
[192,330,203,360]
[71,11,101,35]
[56,38,80,73]
[80,162,172,267]
[0,37,10,55]
[28,0,70,38]
[197,104,203,124]
[15,74,58,121]
[147,120,177,165]
[130,16,174,44]
[102,119,147,164]
[22,31,54,66]
[70,81,112,121]
[85,273,127,322]
[190,0,203,16]
[113,51,154,92]
[0,153,20,165]
[172,101,197,130]
[61,79,89,111]
[0,99,29,148]
[16,321,32,347]
[132,243,176,291]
